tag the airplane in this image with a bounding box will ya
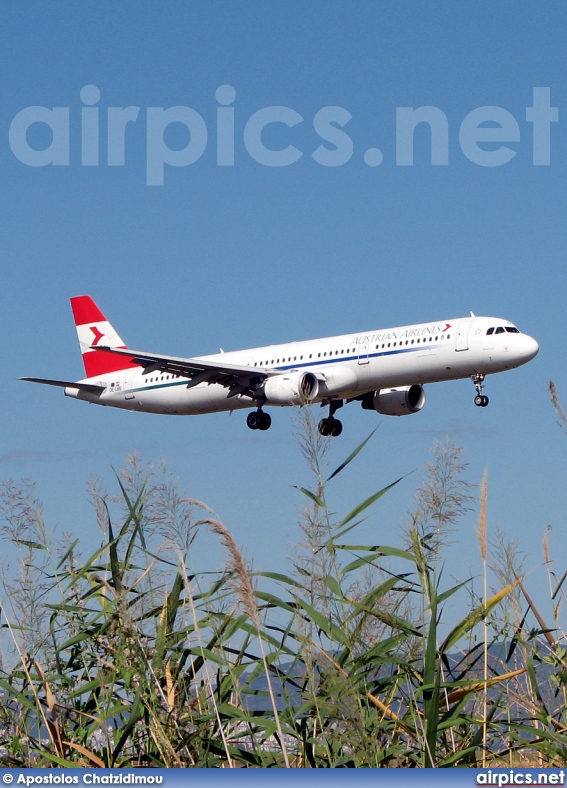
[21,296,539,437]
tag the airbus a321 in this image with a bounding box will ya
[22,296,539,437]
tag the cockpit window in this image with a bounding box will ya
[495,327,505,334]
[505,327,520,333]
[486,327,494,335]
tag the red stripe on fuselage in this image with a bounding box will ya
[83,350,139,378]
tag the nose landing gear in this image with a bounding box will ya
[247,409,272,431]
[472,373,489,407]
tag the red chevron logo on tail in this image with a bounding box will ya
[90,326,105,346]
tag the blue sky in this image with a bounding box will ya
[2,2,567,620]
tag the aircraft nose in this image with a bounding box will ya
[522,335,539,361]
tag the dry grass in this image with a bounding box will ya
[0,424,564,767]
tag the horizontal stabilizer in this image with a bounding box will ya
[20,377,104,394]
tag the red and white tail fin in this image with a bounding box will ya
[70,296,136,378]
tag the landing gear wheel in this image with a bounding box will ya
[318,417,343,437]
[247,411,261,430]
[247,410,272,431]
[471,373,489,408]
[331,419,343,437]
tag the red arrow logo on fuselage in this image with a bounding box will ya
[443,323,451,332]
[90,325,105,346]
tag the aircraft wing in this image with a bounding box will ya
[20,377,105,393]
[94,345,276,399]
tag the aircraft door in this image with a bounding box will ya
[357,344,369,365]
[455,321,472,351]
[124,369,136,400]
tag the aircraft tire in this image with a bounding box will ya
[330,419,343,437]
[247,412,260,430]
[318,418,330,436]
[318,417,342,437]
[259,412,272,430]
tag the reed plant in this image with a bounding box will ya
[0,413,564,767]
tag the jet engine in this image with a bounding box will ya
[362,385,426,416]
[263,371,319,406]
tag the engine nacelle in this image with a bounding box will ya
[263,371,319,406]
[362,385,426,416]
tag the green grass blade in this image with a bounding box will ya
[56,537,80,570]
[293,486,326,508]
[337,477,404,527]
[326,427,378,482]
[13,538,47,550]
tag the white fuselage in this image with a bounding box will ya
[65,316,539,416]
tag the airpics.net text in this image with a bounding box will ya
[7,86,557,186]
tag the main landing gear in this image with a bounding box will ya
[247,409,272,431]
[472,373,489,408]
[318,400,343,437]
